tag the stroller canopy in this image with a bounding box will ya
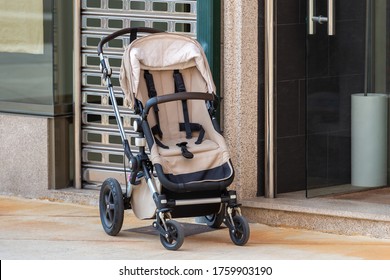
[120,33,216,108]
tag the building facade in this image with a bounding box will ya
[1,0,389,227]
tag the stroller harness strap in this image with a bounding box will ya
[173,70,205,145]
[176,142,194,159]
[144,70,169,150]
[144,70,206,154]
[178,123,205,145]
[173,70,192,139]
[144,70,163,139]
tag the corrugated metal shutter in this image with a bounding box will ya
[80,0,197,187]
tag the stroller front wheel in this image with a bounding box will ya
[159,220,184,251]
[229,215,250,246]
[99,178,124,236]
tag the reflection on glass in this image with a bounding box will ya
[0,0,73,116]
[0,0,53,106]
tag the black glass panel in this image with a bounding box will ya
[306,0,389,197]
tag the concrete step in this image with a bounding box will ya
[242,190,390,239]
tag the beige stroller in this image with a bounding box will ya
[97,28,250,250]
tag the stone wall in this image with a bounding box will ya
[223,0,259,199]
[0,114,50,196]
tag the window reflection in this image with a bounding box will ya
[0,0,73,116]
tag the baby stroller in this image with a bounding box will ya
[97,27,250,250]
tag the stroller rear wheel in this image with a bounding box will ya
[229,215,250,246]
[159,220,184,251]
[99,178,124,236]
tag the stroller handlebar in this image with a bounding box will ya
[143,92,215,118]
[97,27,162,56]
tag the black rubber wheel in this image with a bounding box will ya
[99,178,124,236]
[204,204,225,229]
[159,220,185,251]
[229,215,250,246]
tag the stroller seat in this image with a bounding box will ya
[120,33,234,190]
[142,68,233,186]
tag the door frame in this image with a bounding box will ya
[264,0,276,198]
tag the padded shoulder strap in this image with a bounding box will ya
[173,70,192,139]
[144,70,163,138]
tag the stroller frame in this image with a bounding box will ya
[97,27,250,250]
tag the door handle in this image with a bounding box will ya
[308,0,316,34]
[308,0,336,36]
[327,0,335,35]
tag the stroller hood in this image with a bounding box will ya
[120,33,216,108]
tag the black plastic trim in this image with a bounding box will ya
[154,162,234,193]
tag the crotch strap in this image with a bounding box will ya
[176,142,194,159]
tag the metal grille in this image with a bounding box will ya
[80,0,197,186]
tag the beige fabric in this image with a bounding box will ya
[131,176,161,220]
[120,32,232,179]
[0,0,44,54]
[120,33,215,109]
[141,68,231,177]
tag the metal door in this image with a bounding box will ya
[78,0,197,188]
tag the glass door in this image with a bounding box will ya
[306,0,390,197]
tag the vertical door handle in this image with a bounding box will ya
[308,0,336,36]
[308,0,316,35]
[327,0,335,35]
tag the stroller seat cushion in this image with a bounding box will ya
[119,33,234,187]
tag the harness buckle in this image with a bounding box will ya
[176,142,194,159]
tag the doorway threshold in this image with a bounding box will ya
[242,188,390,239]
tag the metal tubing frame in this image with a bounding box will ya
[264,0,276,198]
[74,0,82,189]
[174,198,222,206]
[105,76,127,144]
